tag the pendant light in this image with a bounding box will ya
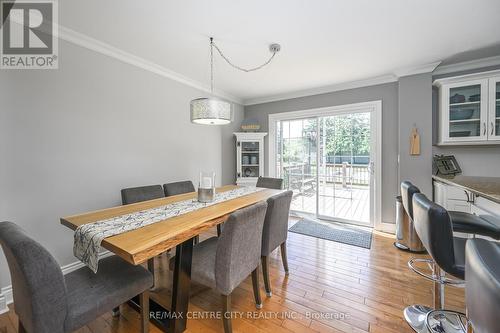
[190,38,280,125]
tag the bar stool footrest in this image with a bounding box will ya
[426,309,467,333]
[404,304,433,333]
[408,258,464,286]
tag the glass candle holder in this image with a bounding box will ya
[198,171,215,203]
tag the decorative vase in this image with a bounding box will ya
[198,171,215,203]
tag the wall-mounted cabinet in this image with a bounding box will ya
[488,76,500,140]
[434,70,500,145]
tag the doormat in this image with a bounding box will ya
[289,218,372,249]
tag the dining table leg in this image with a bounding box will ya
[169,237,194,333]
[128,237,195,333]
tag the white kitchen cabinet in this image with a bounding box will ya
[488,76,500,140]
[433,179,500,241]
[470,203,490,217]
[433,180,447,207]
[447,199,470,213]
[234,132,267,186]
[434,70,500,145]
[470,201,500,242]
[473,196,500,217]
[433,180,471,213]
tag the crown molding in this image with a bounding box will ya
[433,55,500,76]
[244,61,443,105]
[433,68,500,87]
[55,25,243,105]
[243,74,398,106]
[6,13,241,103]
[393,61,441,78]
[50,22,497,107]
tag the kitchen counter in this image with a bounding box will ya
[433,175,500,204]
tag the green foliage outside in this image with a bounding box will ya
[280,113,370,165]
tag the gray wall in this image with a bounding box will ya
[398,73,433,196]
[432,65,500,176]
[245,82,399,224]
[0,40,242,290]
[221,104,244,185]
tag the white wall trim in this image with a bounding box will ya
[394,61,441,78]
[48,18,500,107]
[378,222,396,234]
[244,74,398,106]
[0,293,6,315]
[4,12,239,104]
[373,100,383,232]
[244,62,444,106]
[54,25,243,104]
[433,55,500,76]
[433,69,500,87]
[267,100,384,230]
[0,251,112,314]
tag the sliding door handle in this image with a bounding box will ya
[483,122,486,136]
[368,161,374,175]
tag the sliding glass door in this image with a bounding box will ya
[274,108,375,227]
[317,112,371,224]
[276,118,317,214]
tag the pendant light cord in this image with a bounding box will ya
[210,37,214,94]
[210,37,279,74]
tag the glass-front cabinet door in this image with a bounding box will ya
[441,79,488,142]
[240,141,260,179]
[235,132,267,186]
[489,77,500,140]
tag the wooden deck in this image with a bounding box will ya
[290,184,370,223]
[0,217,465,333]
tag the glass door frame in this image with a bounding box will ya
[268,101,383,230]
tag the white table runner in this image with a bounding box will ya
[74,186,264,272]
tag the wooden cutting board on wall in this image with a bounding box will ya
[410,127,420,155]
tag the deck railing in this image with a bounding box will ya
[282,162,370,188]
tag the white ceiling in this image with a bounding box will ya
[61,0,500,104]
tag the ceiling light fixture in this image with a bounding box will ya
[190,37,281,125]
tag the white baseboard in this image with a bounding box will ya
[0,251,112,314]
[377,222,396,234]
[0,293,6,315]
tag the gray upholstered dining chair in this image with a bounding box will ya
[256,176,283,190]
[0,222,153,333]
[190,201,268,333]
[163,180,195,197]
[260,190,293,296]
[121,184,167,285]
[121,185,165,205]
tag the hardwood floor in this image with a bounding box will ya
[0,217,465,333]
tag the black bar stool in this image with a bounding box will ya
[425,238,500,333]
[401,181,500,243]
[399,181,426,252]
[404,193,466,333]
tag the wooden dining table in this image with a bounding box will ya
[60,184,283,333]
